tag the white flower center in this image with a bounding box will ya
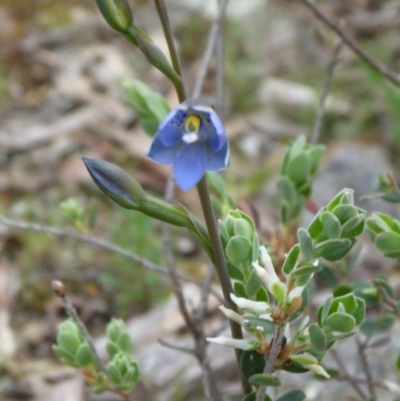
[182,132,199,144]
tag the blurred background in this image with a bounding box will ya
[1,0,400,400]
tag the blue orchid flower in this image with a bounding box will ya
[147,99,229,191]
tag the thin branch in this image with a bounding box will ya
[214,0,225,116]
[356,336,375,399]
[0,215,223,303]
[330,347,367,400]
[192,0,230,98]
[255,318,288,401]
[153,0,186,101]
[158,339,195,354]
[311,39,344,144]
[51,281,110,378]
[298,0,400,88]
[195,263,215,321]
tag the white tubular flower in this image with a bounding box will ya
[287,285,306,303]
[260,246,279,283]
[252,261,272,288]
[230,294,271,314]
[306,364,330,379]
[219,305,243,325]
[207,337,258,351]
[383,380,400,395]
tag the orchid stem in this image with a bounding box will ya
[153,0,186,101]
[153,0,250,395]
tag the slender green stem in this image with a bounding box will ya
[197,177,251,395]
[153,0,250,395]
[153,0,186,102]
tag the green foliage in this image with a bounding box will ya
[307,189,366,261]
[53,319,97,369]
[123,80,170,136]
[106,319,133,359]
[367,212,400,260]
[248,373,281,387]
[276,390,306,401]
[54,318,139,395]
[107,352,139,392]
[272,135,325,226]
[240,350,266,382]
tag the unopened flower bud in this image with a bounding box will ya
[96,0,133,33]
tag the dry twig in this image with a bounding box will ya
[298,0,400,88]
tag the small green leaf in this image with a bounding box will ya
[297,228,314,262]
[309,324,327,352]
[108,364,123,385]
[289,263,321,279]
[226,236,253,264]
[106,342,119,359]
[332,204,358,225]
[240,351,266,382]
[52,346,76,366]
[277,177,297,205]
[256,287,269,303]
[359,321,375,337]
[276,390,306,401]
[227,262,245,280]
[282,244,300,275]
[287,153,311,184]
[331,293,357,314]
[246,269,263,297]
[375,231,400,255]
[327,189,354,211]
[325,312,356,332]
[308,145,325,174]
[320,211,341,239]
[249,373,281,387]
[117,332,133,353]
[341,213,365,238]
[58,332,80,354]
[242,316,275,334]
[319,296,332,326]
[75,343,95,367]
[234,282,247,298]
[234,219,254,240]
[375,314,396,331]
[283,362,309,374]
[352,297,366,325]
[314,238,354,261]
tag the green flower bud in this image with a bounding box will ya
[106,319,133,359]
[82,157,146,210]
[53,319,96,368]
[136,34,181,85]
[107,352,139,392]
[96,0,133,33]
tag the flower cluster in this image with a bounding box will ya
[207,246,330,378]
[148,99,229,191]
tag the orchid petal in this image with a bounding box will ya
[206,136,229,171]
[173,142,207,190]
[210,112,225,135]
[158,109,186,146]
[148,135,181,164]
